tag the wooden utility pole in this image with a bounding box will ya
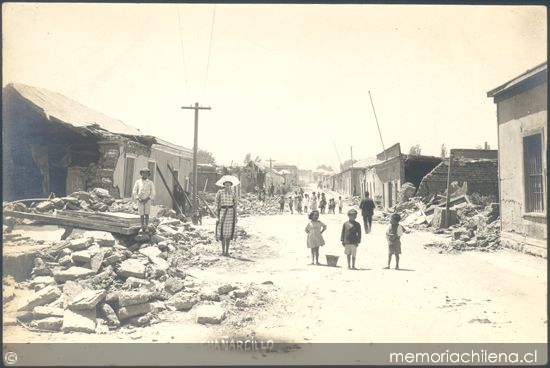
[181,102,211,213]
[444,151,453,227]
[368,91,388,161]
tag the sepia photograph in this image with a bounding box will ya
[2,2,547,365]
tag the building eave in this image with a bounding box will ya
[487,61,547,98]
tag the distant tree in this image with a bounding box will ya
[243,153,251,165]
[316,164,334,172]
[440,144,447,158]
[342,159,359,170]
[409,144,422,156]
[484,142,491,150]
[475,145,482,149]
[197,149,216,164]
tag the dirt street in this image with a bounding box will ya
[4,201,546,345]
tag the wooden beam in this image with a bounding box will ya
[167,164,217,218]
[166,164,192,210]
[156,165,184,216]
[3,210,141,235]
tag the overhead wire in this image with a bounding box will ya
[204,4,217,89]
[176,5,189,89]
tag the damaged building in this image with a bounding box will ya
[363,143,442,209]
[487,61,547,257]
[3,83,192,209]
[331,158,378,196]
[240,160,285,193]
[417,149,499,199]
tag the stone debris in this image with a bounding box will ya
[200,288,221,302]
[29,276,56,288]
[229,289,249,299]
[82,231,116,247]
[99,302,120,328]
[5,189,269,335]
[31,317,64,331]
[166,292,199,311]
[68,289,106,310]
[32,306,65,319]
[217,284,237,295]
[117,290,157,307]
[68,238,94,251]
[18,285,62,311]
[53,267,96,283]
[196,304,226,324]
[117,302,158,320]
[164,278,186,294]
[117,259,146,279]
[61,308,97,333]
[397,182,417,204]
[237,193,281,217]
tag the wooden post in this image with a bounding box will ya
[444,151,453,227]
[181,103,211,213]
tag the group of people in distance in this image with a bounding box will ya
[133,170,405,269]
[280,191,344,215]
[305,191,405,270]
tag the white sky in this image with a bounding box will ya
[3,3,547,170]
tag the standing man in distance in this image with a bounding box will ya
[359,191,375,234]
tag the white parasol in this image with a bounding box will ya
[216,175,241,187]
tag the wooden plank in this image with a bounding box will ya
[166,164,191,208]
[56,210,141,227]
[3,210,140,235]
[177,165,217,218]
[197,193,217,218]
[156,166,184,216]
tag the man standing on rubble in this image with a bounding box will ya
[133,167,155,233]
[359,191,375,234]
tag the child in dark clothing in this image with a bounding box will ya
[279,195,285,213]
[328,198,336,214]
[341,209,362,269]
[319,194,327,214]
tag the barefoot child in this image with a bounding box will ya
[305,210,327,265]
[341,209,362,269]
[386,213,404,269]
[133,167,156,233]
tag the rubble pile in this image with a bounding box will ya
[393,192,502,253]
[237,194,280,217]
[4,188,132,214]
[346,196,361,206]
[9,216,270,334]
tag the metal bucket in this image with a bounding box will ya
[325,255,339,267]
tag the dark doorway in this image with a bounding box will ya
[123,157,135,198]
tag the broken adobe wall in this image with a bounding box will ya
[65,140,123,198]
[417,158,499,198]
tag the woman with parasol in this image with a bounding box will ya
[215,175,240,256]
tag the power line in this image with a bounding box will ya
[176,5,189,88]
[204,4,217,88]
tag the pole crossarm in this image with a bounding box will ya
[181,106,212,110]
